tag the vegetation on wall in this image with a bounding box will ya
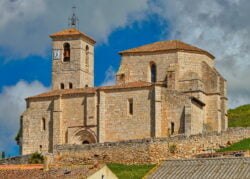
[228,104,250,127]
[169,144,177,154]
[107,163,156,179]
[28,152,44,164]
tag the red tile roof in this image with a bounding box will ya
[50,28,96,44]
[26,82,152,100]
[119,40,214,59]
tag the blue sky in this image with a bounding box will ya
[1,0,250,156]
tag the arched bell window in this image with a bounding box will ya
[85,45,89,68]
[69,82,73,89]
[60,83,65,89]
[63,43,70,62]
[150,62,157,83]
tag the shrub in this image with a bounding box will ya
[169,144,177,154]
[1,151,5,159]
[28,152,44,164]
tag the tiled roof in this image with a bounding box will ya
[50,28,96,44]
[119,40,214,59]
[26,82,152,99]
[148,157,250,179]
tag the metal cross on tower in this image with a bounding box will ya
[68,5,79,29]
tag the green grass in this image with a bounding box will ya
[228,104,250,127]
[107,163,156,179]
[217,138,250,152]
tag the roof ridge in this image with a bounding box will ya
[50,28,96,44]
[119,40,215,59]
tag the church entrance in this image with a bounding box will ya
[73,129,96,145]
[82,140,90,144]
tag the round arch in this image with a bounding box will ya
[73,129,97,144]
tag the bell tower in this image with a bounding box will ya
[50,6,96,90]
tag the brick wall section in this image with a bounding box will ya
[54,128,250,164]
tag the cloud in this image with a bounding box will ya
[152,0,250,108]
[0,0,149,60]
[0,80,49,155]
[101,66,116,86]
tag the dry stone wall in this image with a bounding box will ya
[54,128,250,164]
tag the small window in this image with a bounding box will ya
[39,145,42,152]
[60,83,65,89]
[63,43,70,62]
[120,74,125,80]
[85,84,88,87]
[171,122,175,135]
[42,118,46,131]
[128,99,133,115]
[69,83,73,89]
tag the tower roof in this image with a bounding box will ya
[119,40,214,59]
[50,28,96,44]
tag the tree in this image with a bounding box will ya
[15,129,21,145]
[1,151,5,159]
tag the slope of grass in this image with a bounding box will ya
[228,104,250,127]
[107,163,156,179]
[217,138,250,152]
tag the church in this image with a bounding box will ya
[20,26,227,155]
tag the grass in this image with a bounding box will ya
[107,163,156,179]
[228,104,250,127]
[217,138,250,152]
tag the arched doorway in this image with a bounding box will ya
[82,140,90,144]
[74,129,96,144]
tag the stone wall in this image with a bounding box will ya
[117,52,178,84]
[54,128,250,164]
[0,155,31,165]
[104,88,153,141]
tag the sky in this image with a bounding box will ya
[0,0,250,156]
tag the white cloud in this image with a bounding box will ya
[0,0,149,60]
[0,80,49,155]
[101,66,116,86]
[153,0,250,108]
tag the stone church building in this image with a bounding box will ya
[20,28,227,155]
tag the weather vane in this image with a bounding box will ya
[68,5,79,29]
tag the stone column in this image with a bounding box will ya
[154,86,162,137]
[184,104,192,136]
[97,91,106,143]
[52,96,62,151]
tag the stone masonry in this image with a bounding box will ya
[20,28,227,155]
[54,127,250,164]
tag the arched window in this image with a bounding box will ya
[85,45,89,68]
[69,83,73,89]
[60,83,65,89]
[42,118,46,131]
[63,43,70,62]
[150,63,157,83]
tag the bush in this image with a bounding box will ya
[28,152,44,164]
[169,144,177,154]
